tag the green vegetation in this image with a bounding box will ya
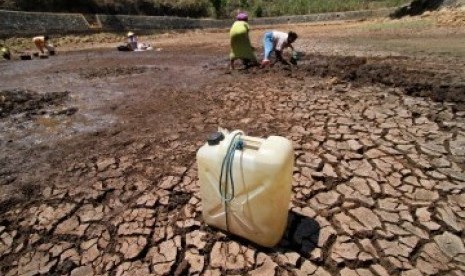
[274,0,408,16]
[0,0,410,18]
[214,0,410,18]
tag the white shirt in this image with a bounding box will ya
[128,36,138,43]
[128,36,138,50]
[272,31,289,51]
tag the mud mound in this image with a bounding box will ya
[301,54,465,109]
[392,0,445,17]
[0,89,72,118]
[79,66,148,79]
[391,0,463,18]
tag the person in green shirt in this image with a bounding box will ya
[229,12,258,70]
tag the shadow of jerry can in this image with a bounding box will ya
[197,129,294,247]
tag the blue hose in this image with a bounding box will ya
[218,133,245,231]
[219,133,243,203]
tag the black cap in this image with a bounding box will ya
[207,132,225,146]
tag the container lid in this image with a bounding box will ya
[207,132,225,146]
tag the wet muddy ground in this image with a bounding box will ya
[1,18,465,276]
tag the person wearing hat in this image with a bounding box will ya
[229,12,258,70]
[261,31,298,67]
[32,35,54,55]
[127,32,138,51]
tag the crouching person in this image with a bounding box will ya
[1,45,11,60]
[261,31,298,67]
[33,35,55,55]
[127,32,138,51]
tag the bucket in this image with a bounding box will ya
[117,45,131,52]
[20,54,32,60]
[197,129,294,247]
[290,51,304,65]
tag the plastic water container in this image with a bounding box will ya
[197,129,294,247]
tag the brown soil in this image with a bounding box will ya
[300,54,465,108]
[0,17,465,275]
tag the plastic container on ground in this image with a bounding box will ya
[197,129,294,247]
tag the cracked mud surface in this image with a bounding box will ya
[1,19,465,275]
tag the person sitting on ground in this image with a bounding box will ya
[1,45,11,60]
[127,32,138,51]
[229,12,258,70]
[33,35,54,55]
[261,31,298,67]
[118,32,153,52]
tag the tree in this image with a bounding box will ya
[255,4,263,17]
[210,0,222,18]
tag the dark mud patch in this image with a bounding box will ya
[167,191,192,212]
[79,65,149,79]
[0,169,16,186]
[300,54,465,110]
[0,89,73,118]
[0,198,20,216]
[391,0,446,18]
[19,183,41,201]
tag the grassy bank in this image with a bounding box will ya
[0,0,410,18]
[223,0,410,17]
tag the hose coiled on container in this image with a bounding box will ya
[218,132,244,230]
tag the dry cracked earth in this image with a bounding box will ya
[1,20,465,276]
